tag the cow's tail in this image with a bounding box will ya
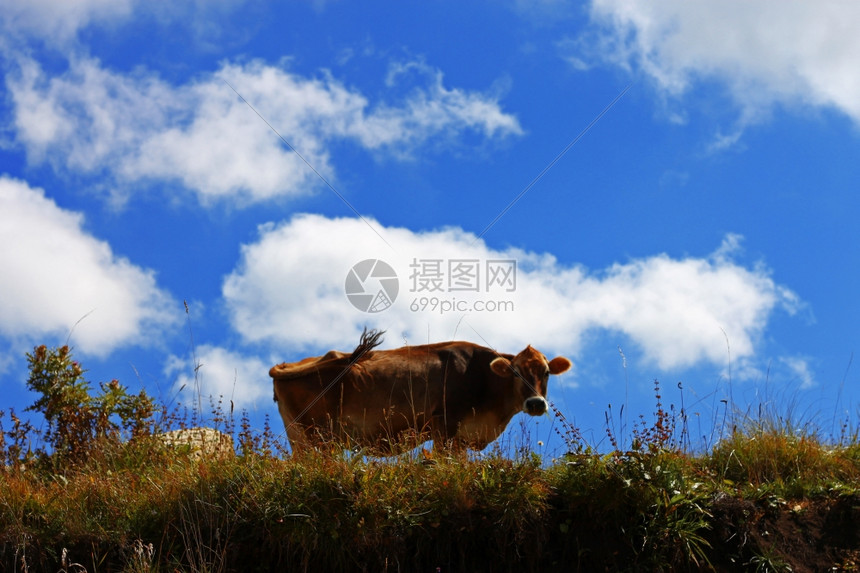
[269,327,383,384]
[349,327,385,363]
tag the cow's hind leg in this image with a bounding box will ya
[428,418,468,458]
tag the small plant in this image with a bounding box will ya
[125,539,156,573]
[747,546,794,572]
[24,345,157,467]
[629,379,687,454]
[550,399,590,455]
[0,409,38,469]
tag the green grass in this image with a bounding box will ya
[3,346,860,571]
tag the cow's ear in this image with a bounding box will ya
[490,357,513,378]
[548,356,572,375]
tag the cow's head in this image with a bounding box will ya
[489,346,572,416]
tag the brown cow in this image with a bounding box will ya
[270,329,572,455]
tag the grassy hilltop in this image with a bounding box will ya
[2,345,860,572]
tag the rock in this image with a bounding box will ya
[159,427,234,460]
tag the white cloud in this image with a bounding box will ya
[165,345,271,409]
[577,0,860,130]
[0,176,178,356]
[6,55,522,206]
[376,60,523,147]
[780,356,816,390]
[223,214,799,374]
[0,0,135,44]
[8,56,180,178]
[0,0,250,46]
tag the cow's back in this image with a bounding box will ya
[336,341,479,420]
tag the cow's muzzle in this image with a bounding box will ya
[523,396,548,416]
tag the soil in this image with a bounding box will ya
[707,493,860,572]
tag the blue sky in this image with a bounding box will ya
[1,1,858,454]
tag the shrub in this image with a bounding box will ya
[23,345,156,468]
